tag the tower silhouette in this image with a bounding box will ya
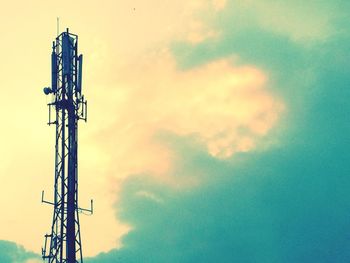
[42,28,92,263]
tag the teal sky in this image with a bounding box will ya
[0,1,349,262]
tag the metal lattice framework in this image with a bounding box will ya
[42,28,92,263]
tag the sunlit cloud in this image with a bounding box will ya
[212,0,227,11]
[185,20,219,44]
[95,49,283,187]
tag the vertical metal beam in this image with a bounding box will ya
[67,71,76,263]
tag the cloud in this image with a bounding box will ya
[84,2,350,262]
[0,240,40,263]
[2,1,344,260]
[24,260,41,263]
[212,0,227,11]
[95,49,283,187]
[87,31,350,262]
[224,1,345,44]
[79,43,283,254]
[136,190,164,204]
[82,34,283,253]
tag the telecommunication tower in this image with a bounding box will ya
[41,28,92,263]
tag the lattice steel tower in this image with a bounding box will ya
[42,28,92,263]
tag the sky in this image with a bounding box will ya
[0,0,349,262]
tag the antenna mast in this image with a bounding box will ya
[57,17,59,36]
[42,28,92,263]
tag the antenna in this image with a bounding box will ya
[56,17,59,36]
[41,29,92,263]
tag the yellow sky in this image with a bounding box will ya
[0,0,283,257]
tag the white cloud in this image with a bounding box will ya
[136,191,164,203]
